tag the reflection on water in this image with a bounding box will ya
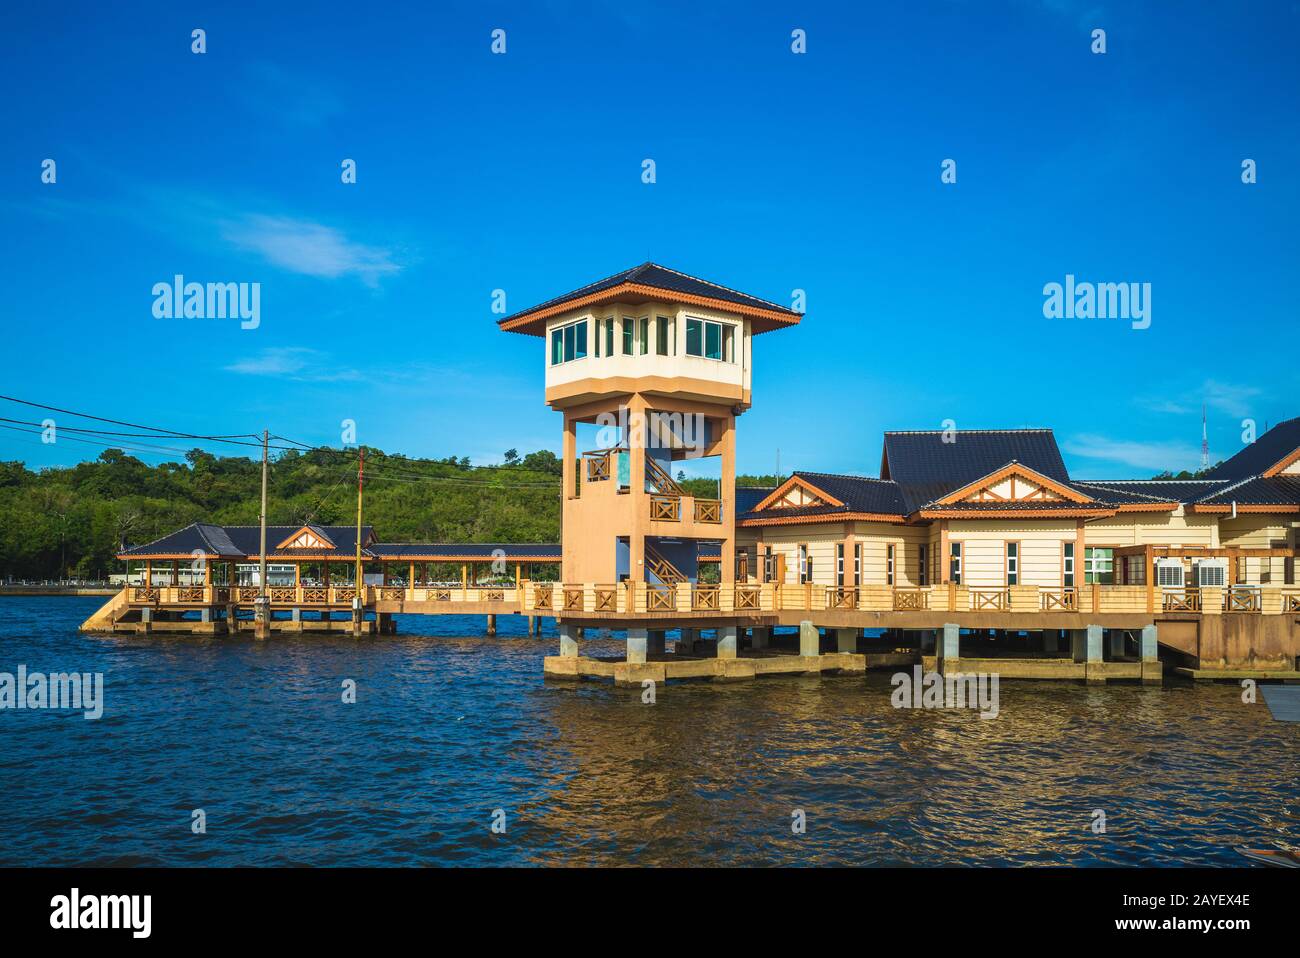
[0,598,1296,866]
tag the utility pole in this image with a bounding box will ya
[353,447,365,637]
[255,429,270,639]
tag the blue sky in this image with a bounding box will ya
[2,0,1296,480]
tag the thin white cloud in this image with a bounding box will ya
[1064,434,1200,473]
[1137,379,1263,420]
[221,215,401,286]
[224,347,362,383]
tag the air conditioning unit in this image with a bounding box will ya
[1194,559,1227,588]
[1154,557,1185,588]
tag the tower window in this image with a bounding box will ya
[655,316,670,355]
[685,317,735,361]
[549,319,588,365]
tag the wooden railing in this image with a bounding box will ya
[892,588,928,611]
[970,588,1008,611]
[692,585,720,611]
[647,586,675,612]
[693,499,722,523]
[826,587,858,610]
[1041,588,1077,612]
[594,586,618,612]
[563,586,585,612]
[1162,588,1201,612]
[736,585,761,610]
[585,453,611,481]
[1225,586,1261,613]
[649,494,681,521]
[121,578,1300,618]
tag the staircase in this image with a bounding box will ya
[645,456,685,496]
[79,586,132,633]
[645,543,688,585]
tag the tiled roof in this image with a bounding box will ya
[881,430,1069,488]
[497,262,801,332]
[370,543,562,560]
[1193,475,1300,507]
[1073,480,1228,505]
[735,486,776,513]
[738,472,906,521]
[1203,417,1300,481]
[121,523,376,559]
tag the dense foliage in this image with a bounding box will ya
[0,447,564,580]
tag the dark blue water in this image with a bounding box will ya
[0,596,1296,866]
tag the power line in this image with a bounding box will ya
[0,394,267,448]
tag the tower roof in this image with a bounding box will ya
[497,262,802,336]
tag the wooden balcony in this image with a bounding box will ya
[650,495,681,521]
[892,588,928,611]
[1040,587,1077,612]
[693,498,722,523]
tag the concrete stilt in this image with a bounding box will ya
[750,626,770,650]
[938,623,960,673]
[677,628,697,654]
[1072,624,1104,683]
[648,630,666,656]
[486,614,497,637]
[1140,624,1161,685]
[717,625,738,660]
[799,620,820,657]
[528,616,537,636]
[558,623,578,658]
[200,607,212,623]
[141,606,153,635]
[835,628,857,654]
[627,627,648,665]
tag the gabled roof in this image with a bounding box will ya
[933,461,1094,506]
[738,471,907,525]
[120,524,376,560]
[496,262,802,336]
[1204,417,1300,481]
[118,522,243,558]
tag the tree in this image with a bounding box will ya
[503,448,519,465]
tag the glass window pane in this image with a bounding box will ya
[638,318,648,354]
[563,323,575,362]
[622,318,634,355]
[656,316,668,355]
[575,320,587,359]
[605,319,614,356]
[705,321,721,360]
[686,318,702,355]
[551,328,562,365]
